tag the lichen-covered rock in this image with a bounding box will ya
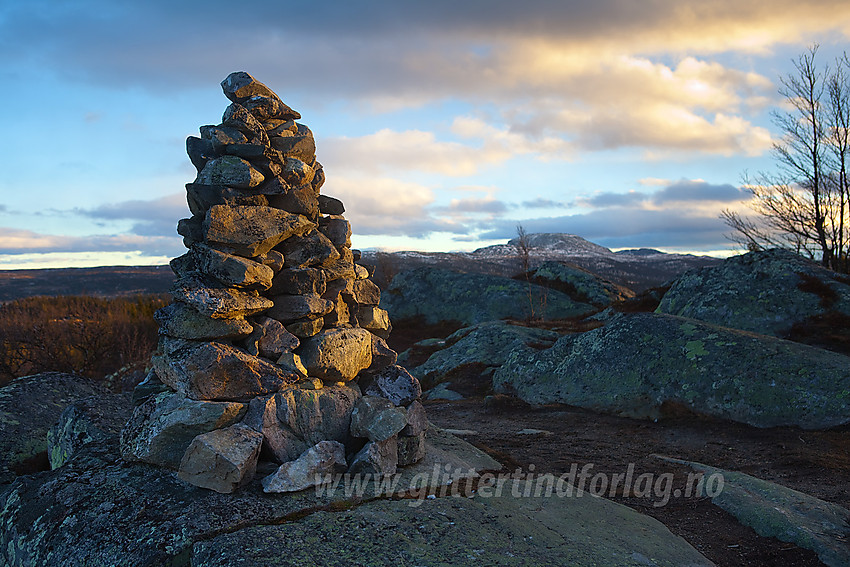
[0,373,107,486]
[318,215,352,248]
[243,384,361,462]
[397,432,426,466]
[151,340,299,401]
[155,301,254,340]
[196,155,265,188]
[170,275,273,319]
[527,261,635,306]
[120,391,246,469]
[494,312,850,429]
[357,305,391,338]
[367,334,398,372]
[270,123,316,163]
[278,229,340,268]
[48,393,133,469]
[267,293,334,322]
[261,440,346,493]
[266,183,319,219]
[178,424,263,493]
[363,364,421,406]
[221,71,301,121]
[191,479,713,567]
[185,183,268,216]
[243,316,300,358]
[297,327,373,382]
[657,249,850,337]
[203,204,314,257]
[382,267,595,325]
[347,437,398,476]
[191,243,275,290]
[317,194,344,215]
[350,396,407,442]
[401,401,427,437]
[269,266,326,295]
[0,429,498,566]
[411,321,560,384]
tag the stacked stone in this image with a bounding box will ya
[120,72,425,494]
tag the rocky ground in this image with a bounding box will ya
[389,314,850,567]
[424,395,847,567]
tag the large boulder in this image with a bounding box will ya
[381,267,595,325]
[410,321,560,384]
[177,424,263,493]
[0,373,107,486]
[243,384,361,462]
[494,312,850,429]
[202,204,314,257]
[296,327,373,382]
[0,429,501,566]
[261,440,347,493]
[120,391,247,469]
[657,249,850,337]
[152,340,299,401]
[526,261,635,306]
[48,393,133,469]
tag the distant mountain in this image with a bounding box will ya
[0,234,725,301]
[363,233,724,292]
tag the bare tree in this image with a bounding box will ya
[515,223,531,274]
[723,45,850,271]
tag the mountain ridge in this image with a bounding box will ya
[0,234,725,301]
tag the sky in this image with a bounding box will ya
[1,1,850,269]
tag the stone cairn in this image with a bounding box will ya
[120,72,426,494]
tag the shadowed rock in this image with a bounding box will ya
[178,424,263,493]
[120,391,246,469]
[657,249,850,337]
[382,267,595,325]
[0,429,500,566]
[494,312,850,429]
[0,373,108,486]
[261,440,347,493]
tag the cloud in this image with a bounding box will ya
[323,122,572,178]
[0,227,182,256]
[327,176,462,237]
[575,179,750,209]
[580,191,646,208]
[477,178,754,250]
[478,208,731,250]
[520,198,568,209]
[438,197,509,215]
[75,193,188,237]
[2,0,822,160]
[322,130,499,177]
[652,180,748,203]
